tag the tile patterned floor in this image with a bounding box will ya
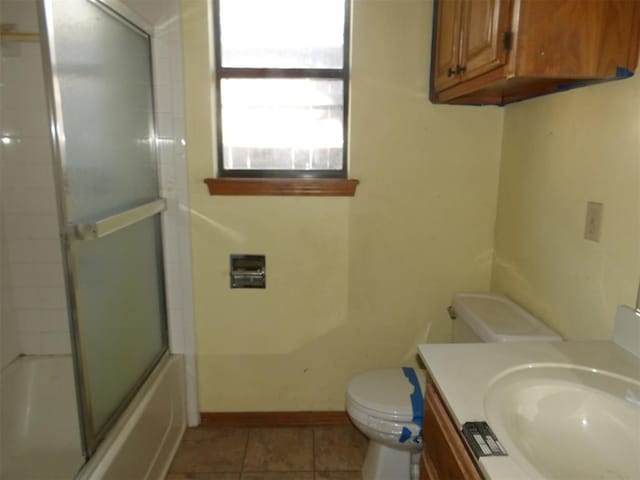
[166,424,368,480]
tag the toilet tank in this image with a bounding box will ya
[451,292,562,343]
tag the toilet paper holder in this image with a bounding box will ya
[230,254,265,288]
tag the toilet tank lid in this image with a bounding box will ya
[452,292,561,342]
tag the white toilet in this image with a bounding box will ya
[345,292,562,480]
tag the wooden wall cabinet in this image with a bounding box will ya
[430,0,640,105]
[421,379,483,480]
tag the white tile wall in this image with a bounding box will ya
[145,2,195,358]
[0,0,71,362]
[1,145,21,369]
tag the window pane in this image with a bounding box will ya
[221,79,344,171]
[218,0,345,68]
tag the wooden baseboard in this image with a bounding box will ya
[200,411,350,427]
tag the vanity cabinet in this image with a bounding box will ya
[421,378,483,480]
[430,0,640,105]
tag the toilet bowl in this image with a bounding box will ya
[346,368,425,480]
[346,292,562,480]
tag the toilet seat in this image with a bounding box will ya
[346,368,426,422]
[346,367,425,446]
[346,367,425,462]
[347,397,419,439]
[346,393,413,423]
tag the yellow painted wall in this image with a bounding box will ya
[181,0,504,411]
[492,73,640,340]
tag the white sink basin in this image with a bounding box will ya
[484,363,640,480]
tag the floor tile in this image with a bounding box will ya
[241,472,313,480]
[169,427,248,473]
[314,425,368,471]
[315,472,362,480]
[243,427,314,472]
[166,474,241,480]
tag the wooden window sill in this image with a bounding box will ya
[204,178,359,197]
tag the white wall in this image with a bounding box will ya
[492,67,640,340]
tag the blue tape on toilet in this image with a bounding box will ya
[399,427,412,443]
[401,367,424,444]
[402,367,424,424]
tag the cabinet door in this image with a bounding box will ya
[515,0,640,78]
[432,0,463,92]
[460,0,511,79]
[422,383,483,480]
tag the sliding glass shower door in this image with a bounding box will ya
[41,0,168,455]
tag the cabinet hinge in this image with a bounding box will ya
[502,31,513,51]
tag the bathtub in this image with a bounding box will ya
[1,354,186,480]
[0,355,84,480]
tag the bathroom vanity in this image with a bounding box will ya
[417,328,640,479]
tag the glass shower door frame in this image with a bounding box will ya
[38,0,169,457]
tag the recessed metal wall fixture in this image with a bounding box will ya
[230,254,266,288]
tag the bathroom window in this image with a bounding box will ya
[208,0,357,196]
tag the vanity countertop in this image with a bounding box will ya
[417,340,640,479]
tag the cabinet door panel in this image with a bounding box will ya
[433,0,463,92]
[515,0,639,77]
[460,0,510,78]
[423,383,483,480]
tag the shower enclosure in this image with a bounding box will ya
[1,0,185,477]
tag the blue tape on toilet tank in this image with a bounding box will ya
[400,367,424,444]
